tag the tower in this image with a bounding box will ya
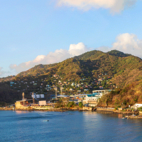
[22,92,25,105]
[54,86,57,99]
[32,92,35,104]
[60,86,63,95]
[22,92,25,100]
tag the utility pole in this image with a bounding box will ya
[32,92,35,104]
[54,86,57,99]
[60,86,63,95]
[22,92,25,105]
[22,92,25,100]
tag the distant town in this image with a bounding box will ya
[6,73,116,95]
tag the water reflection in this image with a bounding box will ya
[83,111,97,115]
[15,110,29,114]
[118,113,123,118]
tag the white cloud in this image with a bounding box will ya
[10,42,90,73]
[97,33,142,58]
[112,33,142,57]
[9,33,142,75]
[56,0,136,13]
[69,42,89,56]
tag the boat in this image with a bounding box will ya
[122,117,127,119]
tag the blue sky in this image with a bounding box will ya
[0,0,142,77]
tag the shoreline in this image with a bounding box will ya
[0,107,137,114]
[1,107,142,119]
[0,107,90,112]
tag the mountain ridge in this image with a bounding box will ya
[11,49,142,87]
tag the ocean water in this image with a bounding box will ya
[0,111,142,142]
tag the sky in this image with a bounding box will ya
[0,0,142,77]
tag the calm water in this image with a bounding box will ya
[0,111,142,142]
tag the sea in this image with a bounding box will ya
[0,111,142,142]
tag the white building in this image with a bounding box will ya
[92,90,112,95]
[85,94,100,103]
[39,100,46,106]
[83,93,103,107]
[131,103,142,110]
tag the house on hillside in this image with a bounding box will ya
[99,86,103,89]
[92,89,111,95]
[71,82,75,86]
[10,82,15,86]
[84,89,88,92]
[131,103,142,110]
[63,81,67,84]
[53,74,58,77]
[70,88,73,91]
[77,90,81,93]
[98,78,103,82]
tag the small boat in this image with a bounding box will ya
[122,117,127,119]
[43,120,49,122]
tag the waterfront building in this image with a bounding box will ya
[82,90,111,107]
[82,93,100,107]
[15,99,29,109]
[39,100,46,106]
[131,103,142,110]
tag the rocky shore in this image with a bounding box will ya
[0,106,92,112]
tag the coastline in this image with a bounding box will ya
[0,106,138,114]
[1,106,142,119]
[0,106,91,112]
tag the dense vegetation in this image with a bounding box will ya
[98,80,142,108]
[0,83,21,106]
[16,50,142,88]
[1,49,142,106]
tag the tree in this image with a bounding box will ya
[79,102,83,108]
[67,102,75,108]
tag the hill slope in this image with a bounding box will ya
[15,49,142,88]
[1,49,142,105]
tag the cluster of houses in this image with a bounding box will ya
[9,80,51,93]
[15,89,112,109]
[10,73,118,110]
[8,72,117,97]
[52,74,116,94]
[14,87,142,112]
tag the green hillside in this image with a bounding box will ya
[1,49,142,105]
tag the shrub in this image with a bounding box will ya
[67,102,75,108]
[138,107,142,111]
[115,107,118,110]
[79,102,83,108]
[134,96,138,102]
[123,99,127,105]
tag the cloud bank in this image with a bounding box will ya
[56,0,137,13]
[10,42,90,73]
[98,33,142,57]
[112,33,142,56]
